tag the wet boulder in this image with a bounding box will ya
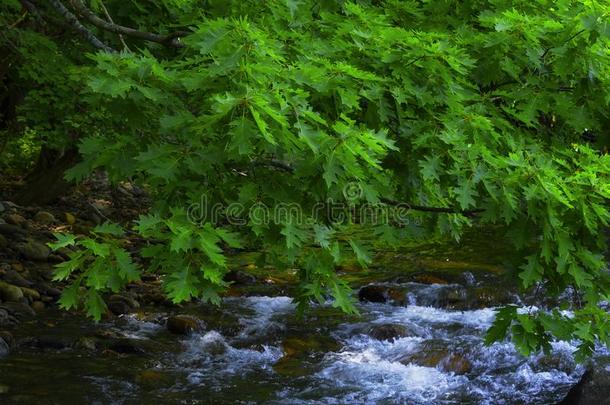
[398,341,472,375]
[0,331,13,357]
[368,324,413,342]
[557,357,610,405]
[358,284,405,304]
[167,315,204,335]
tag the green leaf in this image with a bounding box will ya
[48,233,77,250]
[93,222,124,236]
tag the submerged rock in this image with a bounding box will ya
[368,324,413,342]
[167,315,204,335]
[398,341,472,375]
[358,284,405,304]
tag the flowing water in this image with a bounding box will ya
[0,232,605,404]
[0,285,593,404]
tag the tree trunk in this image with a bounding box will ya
[13,146,79,206]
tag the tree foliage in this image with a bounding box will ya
[2,0,609,358]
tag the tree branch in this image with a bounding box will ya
[47,0,116,52]
[250,160,484,216]
[69,0,186,48]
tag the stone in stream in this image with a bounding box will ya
[368,324,413,342]
[107,294,140,316]
[224,270,257,285]
[557,356,610,405]
[0,234,7,248]
[33,211,55,224]
[358,284,405,304]
[15,239,51,261]
[398,341,472,375]
[166,315,204,335]
[0,281,24,302]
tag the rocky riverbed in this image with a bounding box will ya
[0,190,609,404]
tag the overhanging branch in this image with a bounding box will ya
[47,0,116,52]
[69,0,186,48]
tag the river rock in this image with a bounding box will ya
[5,214,25,227]
[34,211,55,224]
[167,315,204,335]
[358,284,405,304]
[368,324,413,341]
[1,302,36,318]
[0,309,17,327]
[31,301,45,312]
[224,270,257,285]
[15,239,51,261]
[558,356,610,405]
[20,287,40,301]
[4,269,33,288]
[0,281,24,302]
[398,341,472,375]
[0,234,7,248]
[108,294,140,315]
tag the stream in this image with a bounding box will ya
[0,281,596,404]
[1,232,607,404]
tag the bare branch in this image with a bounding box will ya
[69,0,186,48]
[47,0,116,52]
[98,0,130,51]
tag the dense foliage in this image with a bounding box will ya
[2,0,609,359]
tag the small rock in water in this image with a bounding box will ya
[34,211,55,224]
[15,239,51,261]
[0,234,7,248]
[0,331,13,357]
[358,284,405,304]
[0,281,24,302]
[167,315,204,335]
[368,324,413,342]
[398,340,472,375]
[0,384,9,394]
[224,270,257,285]
[108,294,140,315]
